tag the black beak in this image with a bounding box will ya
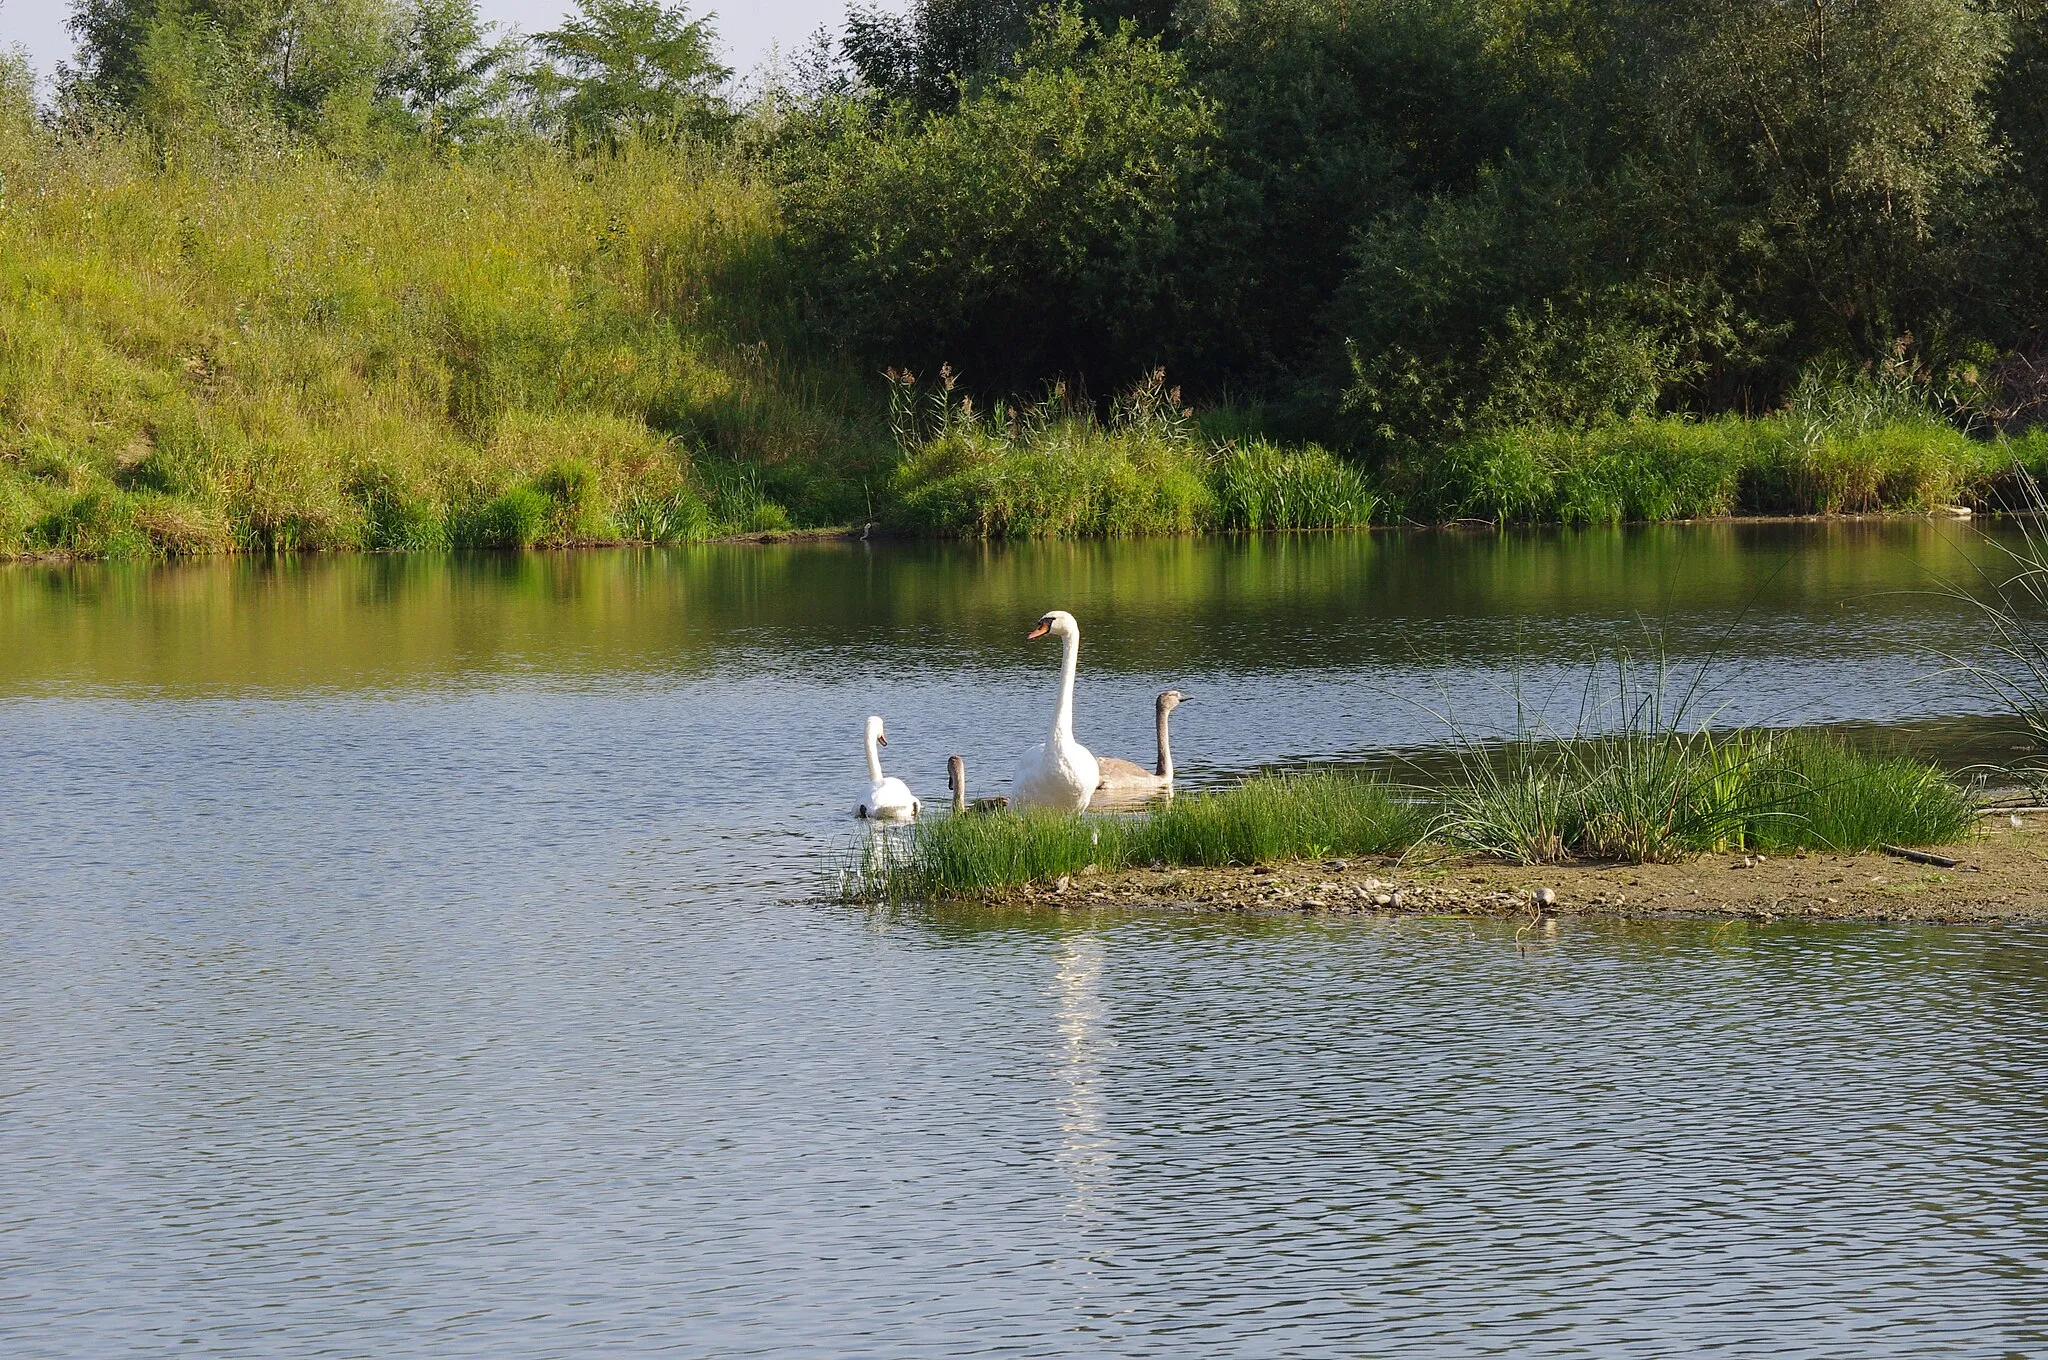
[877,733,887,747]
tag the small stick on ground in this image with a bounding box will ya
[1880,844,1960,868]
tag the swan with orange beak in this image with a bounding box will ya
[1011,611,1100,811]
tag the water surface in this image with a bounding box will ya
[3,526,2043,1357]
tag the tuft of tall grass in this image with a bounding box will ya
[889,370,1377,538]
[1952,462,2048,797]
[843,771,1427,901]
[1402,412,2008,524]
[1434,729,1975,864]
[1747,735,1979,852]
[1209,438,1380,530]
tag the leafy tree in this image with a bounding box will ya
[67,0,165,108]
[1976,1,2048,352]
[530,0,730,146]
[1624,0,2008,366]
[66,0,403,145]
[779,5,1217,389]
[842,0,1033,112]
[379,0,519,141]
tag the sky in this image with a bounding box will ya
[0,1,888,96]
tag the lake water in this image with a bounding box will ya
[3,524,2044,1357]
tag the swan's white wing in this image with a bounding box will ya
[865,776,920,819]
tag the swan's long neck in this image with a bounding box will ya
[1051,626,1080,745]
[865,729,884,784]
[1156,704,1174,780]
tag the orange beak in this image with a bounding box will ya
[1026,620,1052,640]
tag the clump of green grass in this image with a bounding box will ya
[1742,418,1992,514]
[889,369,1377,538]
[843,770,1427,901]
[1748,735,1979,852]
[1399,411,2008,524]
[1403,418,1750,524]
[1435,731,1976,864]
[1951,458,2048,797]
[1209,438,1380,530]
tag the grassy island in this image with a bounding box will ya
[840,736,1984,904]
[5,1,2048,559]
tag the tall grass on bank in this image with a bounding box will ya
[1431,654,1977,863]
[843,771,1427,901]
[1396,409,2044,526]
[840,739,1974,901]
[1436,732,1977,864]
[0,125,890,558]
[888,369,1379,538]
[1953,466,2048,798]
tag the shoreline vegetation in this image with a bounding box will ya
[7,1,2048,560]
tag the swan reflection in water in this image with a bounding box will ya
[1051,930,1116,1222]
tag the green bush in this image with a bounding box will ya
[777,6,1216,389]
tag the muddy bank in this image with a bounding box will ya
[994,820,2048,925]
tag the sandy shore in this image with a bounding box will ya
[995,819,2048,925]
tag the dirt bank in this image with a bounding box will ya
[997,819,2048,925]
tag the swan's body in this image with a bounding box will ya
[947,754,1009,815]
[1012,611,1100,811]
[856,715,919,820]
[1096,689,1187,798]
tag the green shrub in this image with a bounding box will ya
[777,6,1216,389]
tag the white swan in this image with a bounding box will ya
[855,715,920,820]
[1095,689,1186,799]
[1012,611,1100,811]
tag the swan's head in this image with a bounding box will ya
[866,714,887,747]
[1158,689,1187,713]
[1027,610,1078,641]
[947,754,964,792]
